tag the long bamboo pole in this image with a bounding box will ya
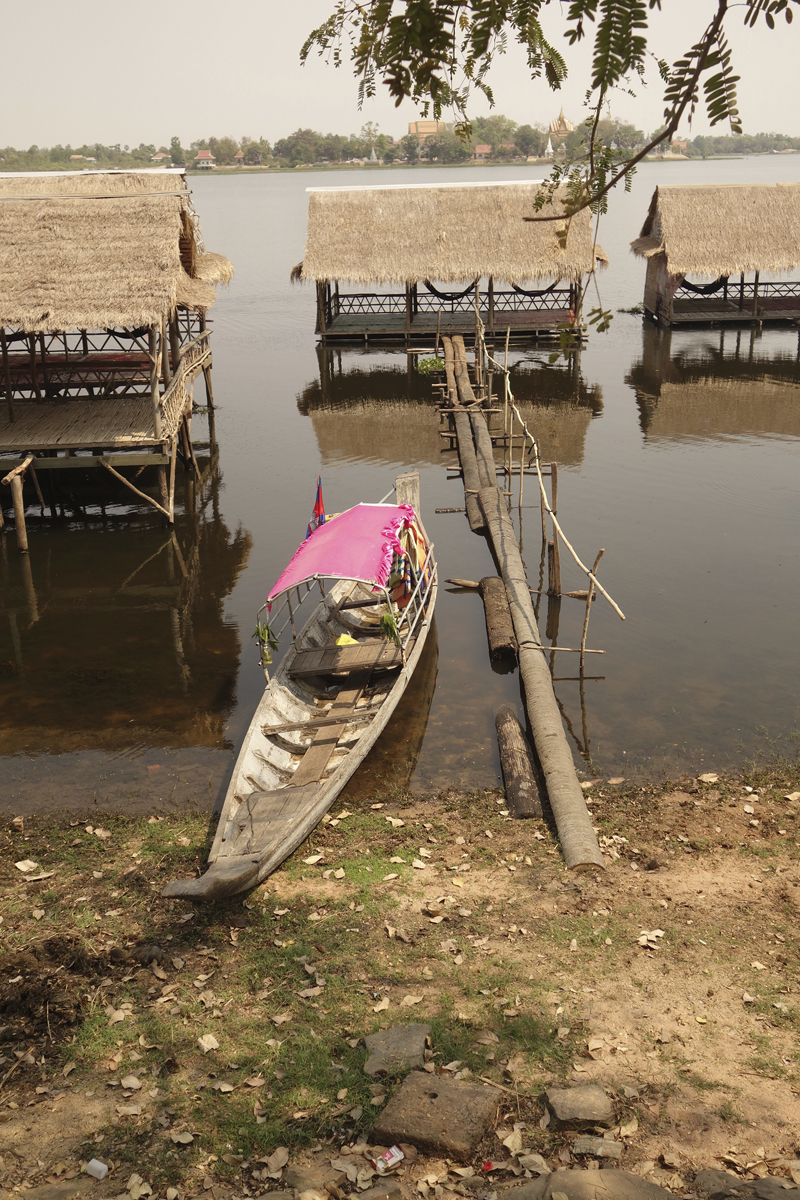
[442,337,484,533]
[98,459,170,520]
[478,487,604,871]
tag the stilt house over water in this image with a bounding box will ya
[0,169,233,541]
[632,183,800,326]
[293,181,607,345]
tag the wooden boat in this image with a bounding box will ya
[163,473,437,902]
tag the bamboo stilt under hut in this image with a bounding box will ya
[0,169,233,548]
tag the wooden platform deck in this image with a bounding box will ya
[668,297,800,325]
[0,398,161,452]
[322,308,576,344]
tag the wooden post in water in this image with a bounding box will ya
[10,476,28,553]
[149,325,162,439]
[551,461,561,595]
[479,576,517,660]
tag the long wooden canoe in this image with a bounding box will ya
[163,482,436,902]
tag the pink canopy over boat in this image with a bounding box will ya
[267,503,416,604]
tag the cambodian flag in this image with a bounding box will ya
[306,476,326,539]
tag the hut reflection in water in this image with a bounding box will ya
[298,345,602,469]
[0,460,252,809]
[627,323,800,443]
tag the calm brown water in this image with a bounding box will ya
[1,157,799,815]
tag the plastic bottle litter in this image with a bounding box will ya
[86,1160,109,1181]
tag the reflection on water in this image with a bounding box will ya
[628,323,800,442]
[300,346,603,469]
[0,465,252,814]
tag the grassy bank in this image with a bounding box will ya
[1,759,800,1196]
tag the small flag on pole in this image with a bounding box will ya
[306,476,326,539]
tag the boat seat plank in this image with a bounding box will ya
[288,642,402,678]
[288,685,362,786]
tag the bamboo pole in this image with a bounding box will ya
[551,462,561,594]
[149,325,162,439]
[1,329,16,423]
[442,337,484,533]
[98,459,170,520]
[161,317,172,386]
[580,549,604,670]
[478,487,604,871]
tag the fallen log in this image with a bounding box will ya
[478,486,604,871]
[495,705,542,818]
[479,576,517,659]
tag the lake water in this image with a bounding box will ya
[1,156,799,815]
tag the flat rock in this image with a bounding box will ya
[694,1176,796,1200]
[572,1137,623,1161]
[364,1024,431,1077]
[284,1167,346,1192]
[543,1085,614,1130]
[6,1184,95,1200]
[357,1181,404,1200]
[370,1071,498,1161]
[505,1168,675,1200]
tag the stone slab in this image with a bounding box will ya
[284,1167,346,1192]
[358,1181,404,1200]
[370,1071,499,1161]
[572,1137,623,1160]
[694,1175,796,1200]
[364,1024,432,1078]
[505,1168,675,1200]
[543,1085,614,1130]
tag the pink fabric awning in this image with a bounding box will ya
[267,503,415,603]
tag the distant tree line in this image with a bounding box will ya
[1,123,798,172]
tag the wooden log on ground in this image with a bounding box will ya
[451,336,496,489]
[495,705,542,818]
[479,575,517,659]
[478,486,604,871]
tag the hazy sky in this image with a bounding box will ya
[2,0,797,148]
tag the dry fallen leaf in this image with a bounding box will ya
[32,908,45,921]
[401,995,424,1007]
[303,854,324,865]
[698,773,719,784]
[373,996,390,1013]
[385,816,404,828]
[197,1033,219,1054]
[171,1131,194,1145]
[751,961,767,971]
[14,859,38,873]
[121,1074,142,1090]
[412,859,427,870]
[272,1012,293,1025]
[382,873,399,882]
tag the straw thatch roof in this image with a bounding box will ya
[631,183,800,277]
[0,170,234,332]
[298,181,606,285]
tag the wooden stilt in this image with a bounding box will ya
[580,549,605,670]
[551,462,561,595]
[488,276,495,333]
[29,463,46,512]
[161,316,172,387]
[10,475,28,553]
[169,315,181,375]
[202,365,214,408]
[0,329,15,423]
[168,436,178,522]
[28,336,42,401]
[752,270,760,317]
[149,325,162,439]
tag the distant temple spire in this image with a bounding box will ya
[549,109,575,140]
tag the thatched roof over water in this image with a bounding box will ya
[631,183,800,277]
[0,170,233,332]
[299,182,606,285]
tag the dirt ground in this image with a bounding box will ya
[1,764,799,1199]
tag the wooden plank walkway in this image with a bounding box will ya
[670,297,800,324]
[0,399,162,452]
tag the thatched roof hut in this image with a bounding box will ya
[631,183,800,277]
[0,169,233,333]
[297,181,606,285]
